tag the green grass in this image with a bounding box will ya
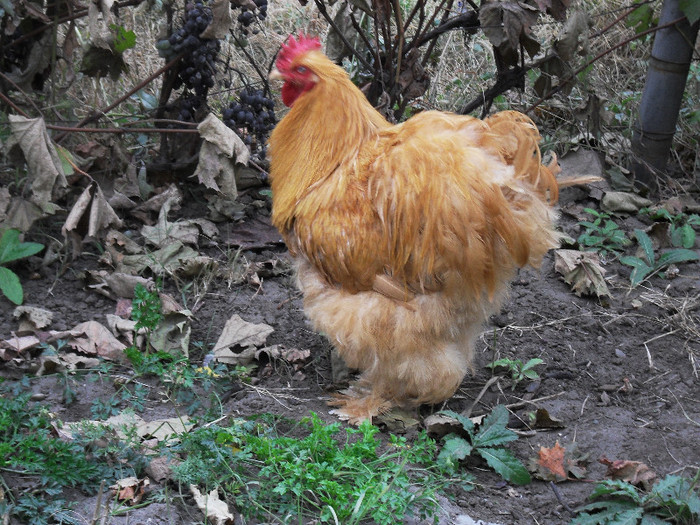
[0,392,145,525]
[168,412,471,523]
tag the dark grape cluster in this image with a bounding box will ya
[233,0,267,36]
[176,95,205,123]
[222,88,275,153]
[156,1,219,102]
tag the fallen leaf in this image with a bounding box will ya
[7,115,67,213]
[141,192,218,248]
[86,270,153,300]
[62,182,122,257]
[136,416,193,441]
[213,314,273,365]
[132,184,182,218]
[375,407,420,433]
[190,485,235,525]
[601,191,652,214]
[599,457,657,490]
[145,455,180,483]
[554,249,611,298]
[221,216,285,250]
[116,241,201,275]
[0,334,41,360]
[529,441,588,482]
[0,197,45,233]
[111,477,150,505]
[195,114,249,200]
[531,408,565,430]
[150,309,192,356]
[68,321,127,362]
[13,305,53,333]
[534,442,567,481]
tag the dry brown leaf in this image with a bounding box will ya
[529,441,588,482]
[62,182,122,256]
[601,191,652,214]
[86,270,153,300]
[599,457,657,490]
[531,408,565,429]
[195,114,249,199]
[150,309,192,356]
[87,0,115,50]
[13,306,53,333]
[132,184,182,217]
[68,320,127,362]
[2,33,53,92]
[190,486,235,525]
[213,314,273,365]
[0,187,10,222]
[111,477,150,505]
[537,442,567,481]
[116,241,200,275]
[0,334,41,360]
[0,197,45,233]
[7,115,67,213]
[554,249,611,298]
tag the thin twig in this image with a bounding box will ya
[526,16,687,113]
[463,376,499,418]
[54,53,185,142]
[549,481,576,516]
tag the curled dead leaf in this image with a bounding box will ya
[529,441,588,482]
[599,457,657,490]
[554,249,611,298]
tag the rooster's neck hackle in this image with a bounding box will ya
[268,53,389,233]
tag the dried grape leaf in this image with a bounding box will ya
[554,249,610,298]
[599,457,657,490]
[529,441,588,481]
[7,116,67,213]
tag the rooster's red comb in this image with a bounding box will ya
[276,34,322,72]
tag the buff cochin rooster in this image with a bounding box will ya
[268,35,587,424]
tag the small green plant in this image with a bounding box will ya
[0,393,143,525]
[488,357,544,389]
[132,282,163,334]
[620,229,699,287]
[577,208,631,256]
[571,474,700,524]
[169,413,470,524]
[641,207,700,249]
[0,228,44,304]
[436,405,531,485]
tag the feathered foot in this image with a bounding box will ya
[328,384,392,425]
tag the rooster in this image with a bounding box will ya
[268,35,587,423]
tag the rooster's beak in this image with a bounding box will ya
[269,68,284,81]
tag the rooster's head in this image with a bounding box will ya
[270,34,322,107]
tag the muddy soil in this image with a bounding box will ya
[1,183,698,525]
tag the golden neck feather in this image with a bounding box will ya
[268,57,389,231]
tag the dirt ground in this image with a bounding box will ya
[1,156,699,524]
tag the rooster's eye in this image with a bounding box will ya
[296,66,307,74]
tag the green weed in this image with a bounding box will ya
[169,413,470,523]
[436,405,531,485]
[620,229,699,287]
[641,207,700,249]
[488,357,544,390]
[577,208,631,256]
[571,474,700,524]
[0,229,44,304]
[132,282,163,337]
[0,393,144,525]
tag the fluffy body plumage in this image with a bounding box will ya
[268,37,562,423]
